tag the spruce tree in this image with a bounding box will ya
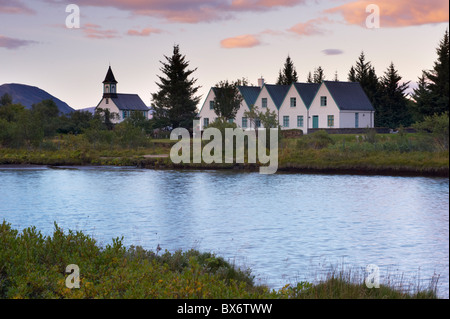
[276,55,298,85]
[415,30,449,118]
[377,62,412,128]
[313,66,325,83]
[348,52,380,120]
[151,45,201,129]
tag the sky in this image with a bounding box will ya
[0,0,448,110]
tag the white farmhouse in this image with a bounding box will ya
[95,66,150,123]
[308,81,375,132]
[197,78,375,133]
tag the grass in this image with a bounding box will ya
[0,131,448,177]
[0,222,441,299]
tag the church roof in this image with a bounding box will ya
[111,94,148,111]
[103,66,118,84]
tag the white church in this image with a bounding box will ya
[95,66,150,123]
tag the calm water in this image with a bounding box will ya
[0,166,448,298]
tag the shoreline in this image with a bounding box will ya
[1,161,448,178]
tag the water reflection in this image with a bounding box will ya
[0,167,448,297]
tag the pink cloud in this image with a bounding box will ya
[43,0,308,23]
[230,0,307,11]
[83,23,120,39]
[221,34,261,49]
[326,0,449,27]
[288,17,331,36]
[0,35,37,49]
[127,28,163,36]
[0,0,35,15]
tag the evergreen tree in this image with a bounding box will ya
[276,55,298,85]
[414,29,449,119]
[348,52,380,121]
[377,62,412,128]
[313,66,325,83]
[411,72,434,122]
[348,66,357,82]
[151,45,201,129]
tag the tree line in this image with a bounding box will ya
[274,30,449,129]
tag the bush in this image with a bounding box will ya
[413,112,449,151]
[297,130,335,150]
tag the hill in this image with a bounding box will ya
[0,83,74,114]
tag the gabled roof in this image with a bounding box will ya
[264,84,290,109]
[323,81,375,111]
[293,83,320,108]
[103,66,118,84]
[111,94,148,111]
[237,86,261,108]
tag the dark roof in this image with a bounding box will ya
[293,83,320,108]
[111,94,148,111]
[103,66,118,84]
[264,84,290,109]
[324,81,375,111]
[237,86,261,108]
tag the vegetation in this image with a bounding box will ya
[0,222,440,299]
[212,80,243,121]
[276,55,298,85]
[151,44,201,130]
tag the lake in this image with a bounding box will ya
[0,166,448,298]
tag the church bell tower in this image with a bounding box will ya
[103,66,118,98]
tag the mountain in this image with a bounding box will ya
[0,83,75,114]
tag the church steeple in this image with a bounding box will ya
[103,66,118,98]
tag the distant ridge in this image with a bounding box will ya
[0,83,74,114]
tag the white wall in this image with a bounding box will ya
[308,84,340,130]
[96,98,121,124]
[197,88,217,130]
[252,86,279,128]
[340,111,374,128]
[278,85,308,132]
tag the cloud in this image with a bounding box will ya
[127,28,163,36]
[0,35,37,49]
[229,0,307,11]
[322,49,344,55]
[326,0,449,28]
[221,34,262,49]
[0,0,35,15]
[43,0,308,23]
[83,23,120,39]
[288,17,331,36]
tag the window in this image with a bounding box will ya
[262,98,267,108]
[242,117,248,128]
[228,119,234,124]
[111,85,115,93]
[122,111,127,119]
[355,113,359,128]
[327,115,334,127]
[209,101,214,110]
[255,119,261,128]
[297,116,304,128]
[283,116,290,128]
[203,117,209,128]
[290,97,296,107]
[320,96,327,106]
